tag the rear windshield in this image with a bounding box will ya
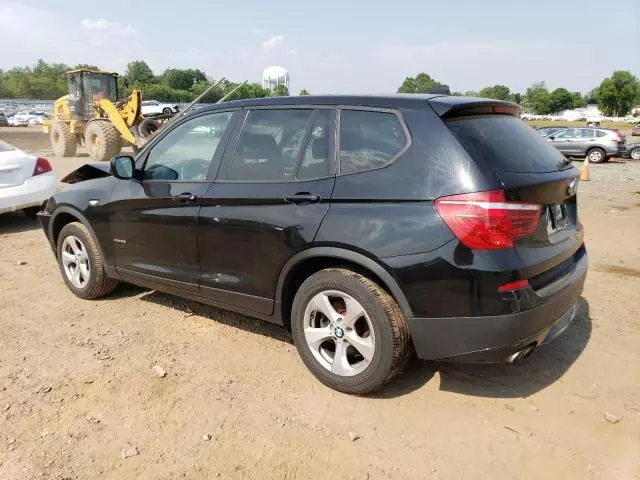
[0,140,16,153]
[446,115,567,173]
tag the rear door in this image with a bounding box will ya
[574,128,596,155]
[197,107,337,315]
[446,115,584,282]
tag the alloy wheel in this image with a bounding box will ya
[303,290,375,377]
[61,235,91,289]
[631,148,640,161]
[588,150,603,162]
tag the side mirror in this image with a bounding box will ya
[548,136,555,141]
[111,155,135,179]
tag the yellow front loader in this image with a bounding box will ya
[43,69,160,162]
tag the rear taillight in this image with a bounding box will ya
[33,157,52,176]
[435,190,542,250]
[498,279,530,292]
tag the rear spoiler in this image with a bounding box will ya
[428,97,521,118]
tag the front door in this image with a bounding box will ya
[549,128,577,155]
[106,110,238,292]
[197,107,337,315]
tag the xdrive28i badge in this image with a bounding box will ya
[567,177,578,196]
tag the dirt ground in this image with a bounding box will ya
[1,126,639,480]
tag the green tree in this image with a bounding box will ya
[522,81,551,114]
[124,60,156,86]
[163,68,207,90]
[463,90,479,97]
[299,88,311,96]
[596,71,640,116]
[570,91,584,109]
[397,73,440,93]
[548,88,574,113]
[509,92,522,104]
[272,84,289,96]
[479,85,510,101]
[74,64,99,70]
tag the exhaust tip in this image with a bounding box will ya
[504,346,535,364]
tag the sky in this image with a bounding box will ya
[1,0,639,95]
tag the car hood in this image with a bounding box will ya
[60,162,111,184]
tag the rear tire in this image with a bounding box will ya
[137,118,161,139]
[291,268,411,394]
[586,147,606,164]
[50,122,77,157]
[162,107,173,115]
[85,121,120,162]
[56,222,118,299]
[630,147,640,161]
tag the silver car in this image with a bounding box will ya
[546,128,626,163]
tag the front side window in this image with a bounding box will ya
[554,129,576,139]
[228,109,314,181]
[143,111,233,181]
[339,110,407,174]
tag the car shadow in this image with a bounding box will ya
[375,297,592,399]
[0,212,41,235]
[104,285,590,399]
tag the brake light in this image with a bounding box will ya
[33,157,52,176]
[435,190,541,250]
[498,279,530,292]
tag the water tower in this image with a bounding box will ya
[263,66,290,91]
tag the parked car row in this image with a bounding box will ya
[535,126,640,162]
[0,110,50,127]
[140,100,180,117]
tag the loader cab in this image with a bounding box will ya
[67,70,118,121]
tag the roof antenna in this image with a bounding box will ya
[425,85,451,95]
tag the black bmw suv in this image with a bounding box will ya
[38,94,587,394]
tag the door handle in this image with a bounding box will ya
[172,192,199,202]
[284,192,320,204]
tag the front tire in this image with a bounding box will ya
[85,121,120,162]
[50,122,77,157]
[586,147,606,164]
[291,268,411,394]
[56,222,118,299]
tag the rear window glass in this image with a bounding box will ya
[446,115,566,173]
[596,130,607,138]
[0,140,16,152]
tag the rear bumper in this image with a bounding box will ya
[0,173,56,214]
[407,251,588,362]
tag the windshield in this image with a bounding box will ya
[82,74,117,102]
[447,115,568,173]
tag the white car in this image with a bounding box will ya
[7,115,29,127]
[141,100,179,117]
[0,139,57,216]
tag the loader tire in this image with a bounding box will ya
[50,122,77,157]
[137,118,161,139]
[85,121,120,162]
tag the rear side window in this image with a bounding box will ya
[446,115,566,173]
[339,110,407,174]
[596,130,607,138]
[576,129,594,138]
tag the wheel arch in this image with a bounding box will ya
[50,207,107,263]
[276,247,413,330]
